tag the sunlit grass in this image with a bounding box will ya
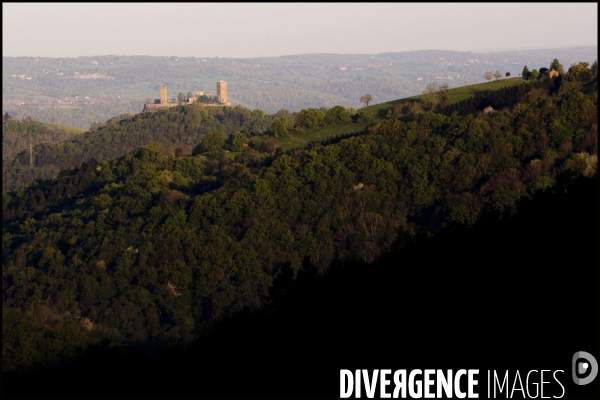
[272,77,527,151]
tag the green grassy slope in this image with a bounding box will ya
[274,77,527,151]
[45,123,86,134]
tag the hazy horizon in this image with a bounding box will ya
[2,44,598,61]
[3,3,597,58]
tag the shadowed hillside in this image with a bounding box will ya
[3,172,597,397]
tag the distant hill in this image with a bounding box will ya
[3,47,596,129]
[2,116,84,159]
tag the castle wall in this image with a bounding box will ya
[143,102,231,113]
[143,103,177,112]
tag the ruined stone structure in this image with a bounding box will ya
[160,85,167,104]
[143,82,230,112]
[217,81,228,104]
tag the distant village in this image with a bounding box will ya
[143,81,230,112]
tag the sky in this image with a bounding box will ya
[3,3,597,58]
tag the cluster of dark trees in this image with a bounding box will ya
[522,58,563,80]
[439,79,555,116]
[272,105,357,137]
[2,104,280,190]
[3,171,597,397]
[2,60,597,386]
[3,102,361,191]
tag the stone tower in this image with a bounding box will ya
[217,81,227,104]
[160,85,167,104]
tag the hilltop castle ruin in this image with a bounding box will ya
[217,81,227,104]
[143,81,231,112]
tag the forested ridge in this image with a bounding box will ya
[2,61,597,384]
[1,115,83,160]
[0,73,570,192]
[2,105,278,191]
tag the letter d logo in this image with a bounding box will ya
[572,351,598,385]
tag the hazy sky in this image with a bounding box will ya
[3,3,597,58]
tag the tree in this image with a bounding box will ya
[550,58,564,75]
[273,109,294,124]
[494,71,502,80]
[522,66,531,80]
[355,110,374,123]
[260,138,278,154]
[359,94,373,107]
[387,103,406,120]
[564,62,592,84]
[324,106,351,125]
[271,117,290,137]
[177,92,185,104]
[438,82,450,108]
[590,60,598,78]
[421,82,439,110]
[530,69,539,80]
[484,72,494,82]
[406,102,423,118]
[193,130,226,155]
[249,109,269,135]
[3,112,15,122]
[230,132,248,152]
[294,108,325,130]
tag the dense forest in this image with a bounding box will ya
[2,104,280,190]
[2,60,598,393]
[3,47,596,128]
[4,171,598,397]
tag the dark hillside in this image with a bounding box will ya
[4,172,597,397]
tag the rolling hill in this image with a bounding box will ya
[2,61,597,383]
[2,76,534,191]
